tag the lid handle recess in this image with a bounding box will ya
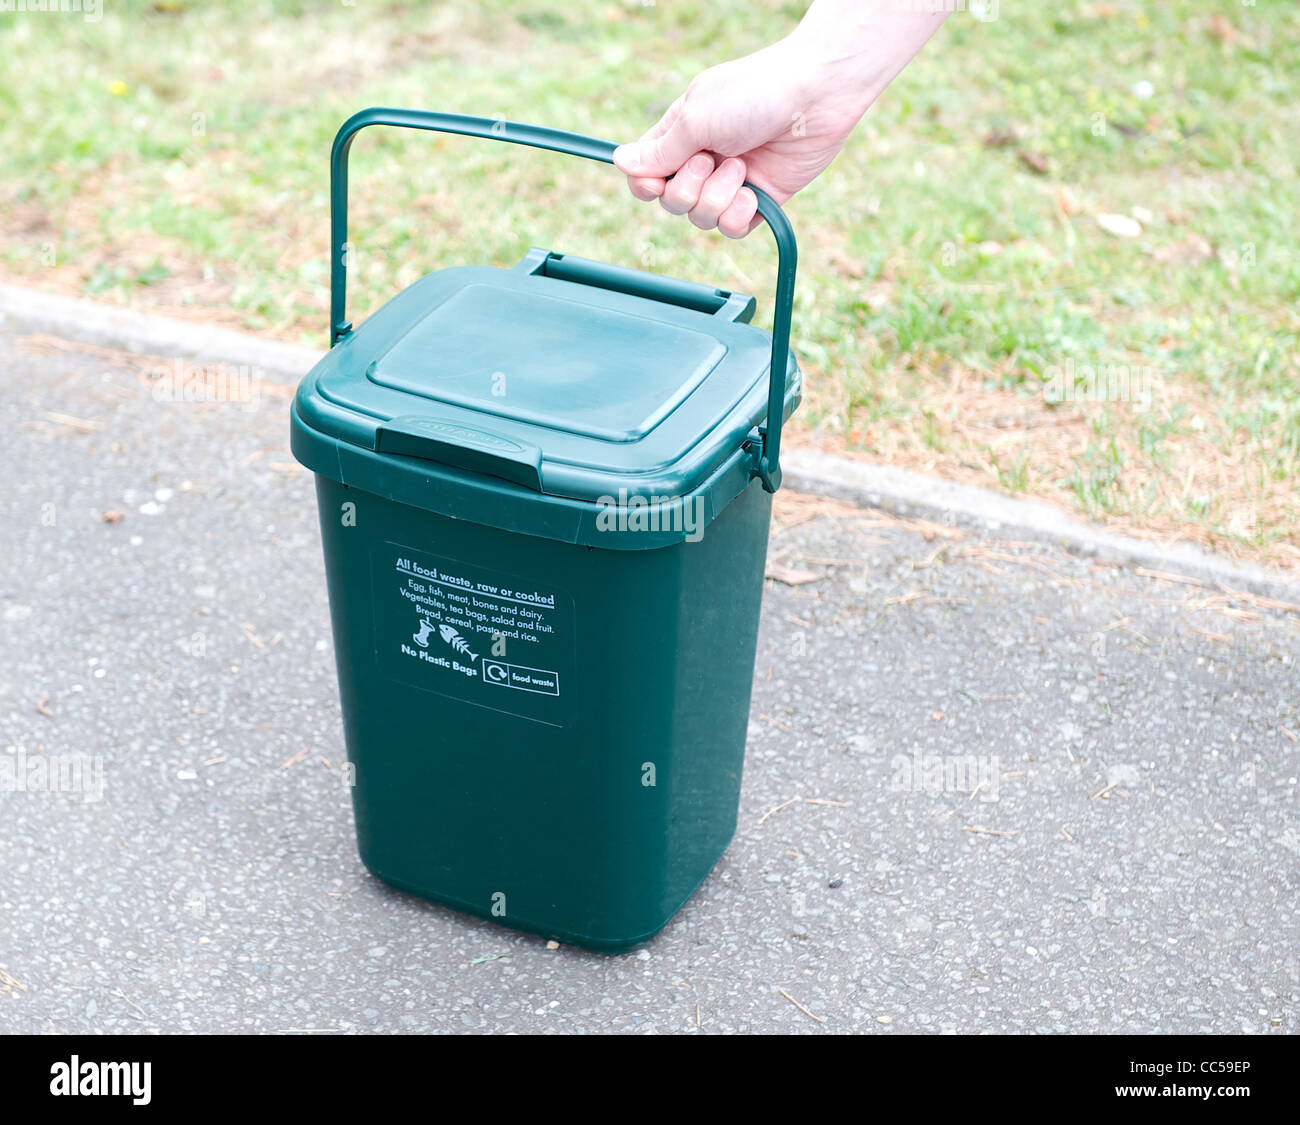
[330,107,798,492]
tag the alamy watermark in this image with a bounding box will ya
[50,1056,150,1105]
[595,488,705,542]
[891,0,999,21]
[0,0,102,22]
[1,749,104,803]
[1042,358,1157,410]
[891,750,1001,802]
[150,359,261,409]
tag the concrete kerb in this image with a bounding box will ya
[0,282,322,383]
[782,451,1297,605]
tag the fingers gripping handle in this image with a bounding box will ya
[329,107,798,492]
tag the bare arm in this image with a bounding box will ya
[613,0,950,237]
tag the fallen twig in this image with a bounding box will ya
[757,797,800,825]
[778,989,825,1024]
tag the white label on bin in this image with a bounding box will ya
[373,542,574,726]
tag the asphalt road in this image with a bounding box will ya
[1,328,1296,1034]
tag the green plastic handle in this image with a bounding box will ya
[524,249,757,323]
[329,107,798,491]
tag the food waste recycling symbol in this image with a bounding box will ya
[413,617,479,662]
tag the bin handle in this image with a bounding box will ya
[329,107,798,492]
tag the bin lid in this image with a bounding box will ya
[292,248,799,514]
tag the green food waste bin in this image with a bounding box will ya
[291,108,801,951]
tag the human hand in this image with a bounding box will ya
[612,1,949,238]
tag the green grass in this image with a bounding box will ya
[2,0,1297,561]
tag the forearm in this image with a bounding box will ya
[783,0,951,112]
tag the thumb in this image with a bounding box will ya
[614,110,701,177]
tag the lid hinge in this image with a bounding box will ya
[741,428,772,492]
[745,426,782,492]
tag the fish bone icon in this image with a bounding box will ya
[439,624,479,661]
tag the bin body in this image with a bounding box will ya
[294,213,798,949]
[313,473,772,950]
